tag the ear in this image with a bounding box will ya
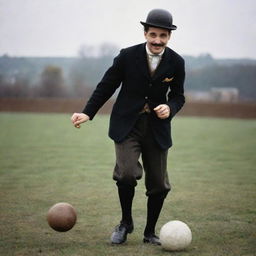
[168,32,172,40]
[144,31,147,38]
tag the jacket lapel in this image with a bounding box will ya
[136,43,151,80]
[152,47,174,81]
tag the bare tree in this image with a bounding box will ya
[98,42,119,57]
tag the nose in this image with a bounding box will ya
[153,37,161,44]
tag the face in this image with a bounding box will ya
[144,27,171,54]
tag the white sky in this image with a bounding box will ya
[0,0,255,58]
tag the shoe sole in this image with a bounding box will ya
[143,238,161,245]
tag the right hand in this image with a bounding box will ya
[71,113,90,128]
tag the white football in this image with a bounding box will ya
[160,220,192,251]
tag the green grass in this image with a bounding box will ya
[0,112,255,256]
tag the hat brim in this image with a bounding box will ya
[140,21,177,30]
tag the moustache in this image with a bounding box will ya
[151,43,165,47]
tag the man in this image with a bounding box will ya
[71,9,185,245]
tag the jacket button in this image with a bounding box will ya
[145,96,148,99]
[149,83,152,87]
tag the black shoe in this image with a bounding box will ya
[143,234,161,245]
[111,222,134,244]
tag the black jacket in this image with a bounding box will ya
[83,43,185,150]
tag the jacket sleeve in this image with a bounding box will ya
[166,57,185,118]
[82,50,124,120]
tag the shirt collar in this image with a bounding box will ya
[146,44,165,57]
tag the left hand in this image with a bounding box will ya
[154,104,171,119]
[71,113,90,128]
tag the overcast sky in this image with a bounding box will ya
[0,0,255,59]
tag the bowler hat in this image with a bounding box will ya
[140,9,177,30]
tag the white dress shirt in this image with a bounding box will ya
[146,44,165,72]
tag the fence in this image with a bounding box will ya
[0,98,256,119]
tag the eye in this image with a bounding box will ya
[160,33,168,39]
[149,33,157,38]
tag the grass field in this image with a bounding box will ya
[0,112,255,256]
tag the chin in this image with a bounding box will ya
[150,46,165,54]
